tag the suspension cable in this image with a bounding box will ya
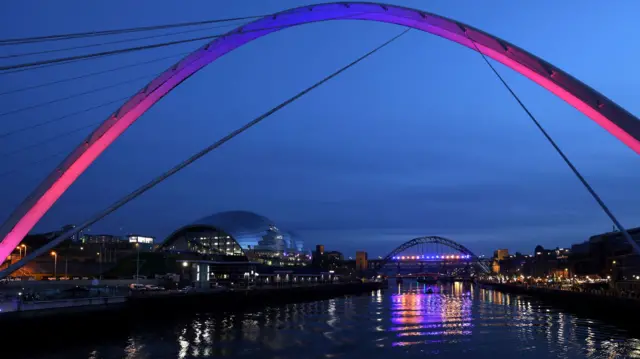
[0,15,265,46]
[0,13,365,73]
[0,96,130,139]
[0,28,411,279]
[0,72,158,118]
[0,51,189,96]
[0,33,223,72]
[0,21,245,60]
[0,148,71,178]
[462,29,640,255]
[0,120,102,158]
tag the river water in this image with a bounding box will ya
[34,283,640,359]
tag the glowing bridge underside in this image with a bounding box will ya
[2,2,640,263]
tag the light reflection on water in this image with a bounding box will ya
[36,283,640,359]
[391,282,473,348]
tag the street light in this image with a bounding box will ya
[135,242,140,285]
[50,251,57,279]
[97,251,102,280]
[16,244,27,259]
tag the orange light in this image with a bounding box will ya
[50,251,56,256]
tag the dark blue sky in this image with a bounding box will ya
[1,1,639,257]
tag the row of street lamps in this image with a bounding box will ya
[16,244,27,258]
[50,248,102,279]
[17,242,142,280]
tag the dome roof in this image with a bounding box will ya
[160,210,305,252]
[189,210,276,238]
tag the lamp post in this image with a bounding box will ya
[50,251,57,279]
[97,251,102,280]
[135,242,140,285]
[16,244,27,259]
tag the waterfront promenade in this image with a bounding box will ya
[0,280,385,342]
[0,281,380,311]
[481,281,640,332]
[0,295,126,313]
[481,279,640,300]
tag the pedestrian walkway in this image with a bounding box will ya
[0,296,125,313]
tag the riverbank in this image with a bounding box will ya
[481,282,640,333]
[0,282,385,347]
[129,282,384,313]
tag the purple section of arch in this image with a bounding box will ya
[1,2,639,264]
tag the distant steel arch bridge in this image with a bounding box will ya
[376,236,490,274]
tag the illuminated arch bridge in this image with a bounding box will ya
[376,236,490,274]
[1,1,640,267]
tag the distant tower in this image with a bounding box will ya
[356,251,368,271]
[313,245,325,268]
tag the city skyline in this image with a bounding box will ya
[1,1,640,257]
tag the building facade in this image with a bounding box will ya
[570,227,640,280]
[161,211,303,255]
[157,211,310,279]
[356,251,368,271]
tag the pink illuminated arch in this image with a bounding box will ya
[1,2,640,261]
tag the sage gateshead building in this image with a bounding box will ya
[157,210,304,258]
[156,211,313,289]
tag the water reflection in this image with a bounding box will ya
[390,282,472,348]
[32,284,640,359]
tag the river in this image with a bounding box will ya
[31,282,640,358]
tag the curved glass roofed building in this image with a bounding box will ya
[158,211,303,257]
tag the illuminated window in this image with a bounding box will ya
[129,236,153,244]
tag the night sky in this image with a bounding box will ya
[1,1,639,257]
